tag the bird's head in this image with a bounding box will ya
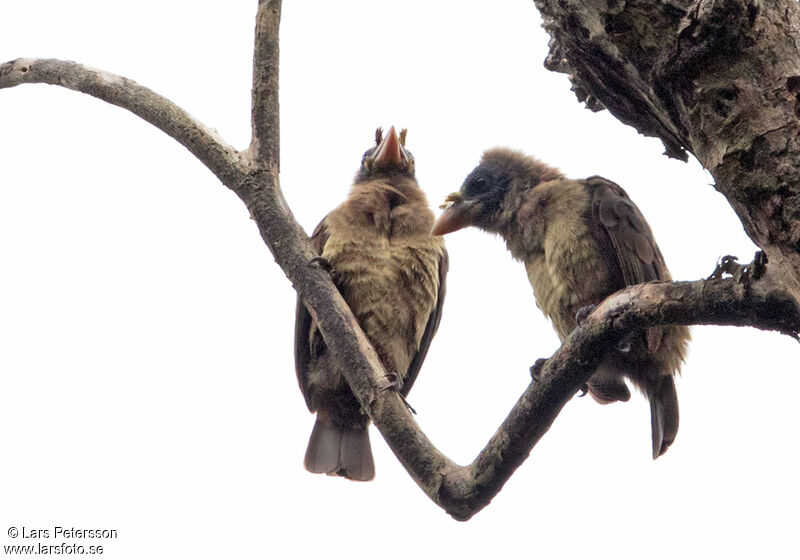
[432,148,562,236]
[355,126,415,183]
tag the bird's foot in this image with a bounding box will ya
[708,254,742,280]
[380,372,404,392]
[530,358,547,382]
[399,397,417,415]
[575,304,598,326]
[578,384,589,397]
[379,373,416,415]
[309,256,333,273]
[708,251,767,283]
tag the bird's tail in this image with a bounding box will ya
[304,413,375,481]
[587,363,632,404]
[648,375,679,460]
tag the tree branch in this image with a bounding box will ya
[240,0,465,500]
[432,268,800,520]
[0,58,244,188]
[250,0,281,166]
[4,1,800,525]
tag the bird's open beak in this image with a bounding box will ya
[373,125,403,166]
[431,194,479,236]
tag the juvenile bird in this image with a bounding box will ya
[295,126,447,480]
[432,148,688,458]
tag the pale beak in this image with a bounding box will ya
[431,196,480,236]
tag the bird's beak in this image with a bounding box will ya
[373,125,403,166]
[432,193,480,236]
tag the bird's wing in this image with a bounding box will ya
[588,176,670,351]
[401,247,448,397]
[294,217,330,411]
[588,176,669,284]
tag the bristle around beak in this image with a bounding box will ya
[373,126,403,166]
[431,195,479,236]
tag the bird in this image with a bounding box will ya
[295,126,448,480]
[432,147,688,458]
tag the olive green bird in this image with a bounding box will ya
[295,126,447,480]
[433,148,688,458]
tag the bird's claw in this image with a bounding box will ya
[708,254,742,280]
[575,304,598,326]
[400,397,417,415]
[309,256,333,273]
[380,373,416,414]
[708,251,767,283]
[380,372,404,392]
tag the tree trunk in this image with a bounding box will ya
[534,0,800,295]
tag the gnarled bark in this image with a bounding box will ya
[534,0,800,293]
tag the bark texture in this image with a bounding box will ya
[2,0,800,521]
[534,0,800,292]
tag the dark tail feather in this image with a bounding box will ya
[649,376,679,459]
[304,415,375,481]
[304,416,343,475]
[588,363,632,404]
[340,425,374,481]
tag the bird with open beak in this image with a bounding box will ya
[432,148,689,459]
[295,126,447,480]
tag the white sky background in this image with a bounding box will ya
[1,1,798,558]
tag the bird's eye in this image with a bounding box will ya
[470,176,487,192]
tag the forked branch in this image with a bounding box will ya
[3,1,800,522]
